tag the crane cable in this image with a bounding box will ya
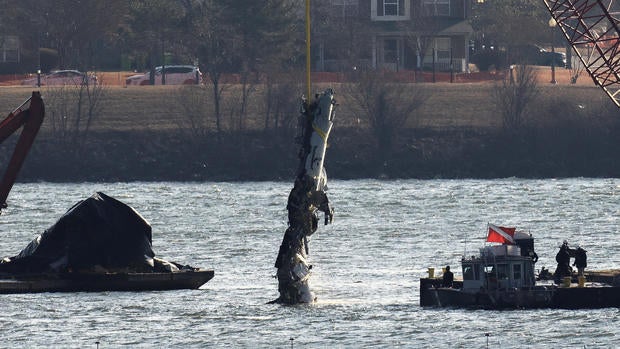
[306,0,312,101]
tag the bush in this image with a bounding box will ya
[471,49,507,71]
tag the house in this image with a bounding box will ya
[0,36,20,64]
[314,0,473,73]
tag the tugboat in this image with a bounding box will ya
[420,224,620,309]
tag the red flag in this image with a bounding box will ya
[487,224,516,244]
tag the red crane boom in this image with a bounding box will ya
[0,92,45,212]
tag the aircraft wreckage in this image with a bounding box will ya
[272,89,336,304]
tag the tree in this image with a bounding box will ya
[176,0,301,134]
[224,0,299,130]
[398,7,444,78]
[45,80,107,156]
[175,1,233,134]
[5,0,129,70]
[172,85,213,141]
[346,70,428,166]
[262,70,301,133]
[493,64,538,132]
[471,0,549,53]
[312,0,372,72]
[126,0,189,75]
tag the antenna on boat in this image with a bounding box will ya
[463,228,468,257]
[305,0,311,100]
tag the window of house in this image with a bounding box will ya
[423,0,450,16]
[383,39,398,63]
[1,36,20,63]
[332,0,358,17]
[435,37,451,60]
[376,0,405,17]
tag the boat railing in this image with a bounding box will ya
[480,244,521,258]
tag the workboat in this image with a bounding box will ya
[420,224,620,309]
[0,192,213,294]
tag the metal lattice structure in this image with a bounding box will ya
[543,0,620,107]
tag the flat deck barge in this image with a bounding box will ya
[0,269,214,294]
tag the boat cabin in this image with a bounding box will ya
[461,232,537,292]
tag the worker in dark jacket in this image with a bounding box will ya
[554,240,572,278]
[442,265,454,288]
[574,246,587,276]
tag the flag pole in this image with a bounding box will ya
[305,0,311,100]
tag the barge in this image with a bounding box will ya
[0,192,214,294]
[0,269,214,294]
[0,94,213,294]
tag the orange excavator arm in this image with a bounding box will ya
[0,92,45,212]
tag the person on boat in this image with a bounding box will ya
[554,240,573,279]
[442,265,454,287]
[574,246,587,276]
[538,266,551,280]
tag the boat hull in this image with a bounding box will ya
[420,277,620,309]
[0,269,214,294]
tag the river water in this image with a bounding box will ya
[0,179,618,348]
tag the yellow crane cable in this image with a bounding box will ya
[306,0,311,101]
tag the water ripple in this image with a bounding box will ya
[0,179,618,347]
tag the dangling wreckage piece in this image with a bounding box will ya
[272,89,336,304]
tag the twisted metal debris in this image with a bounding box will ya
[272,89,336,304]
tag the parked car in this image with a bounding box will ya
[21,70,98,87]
[125,65,202,86]
[512,44,566,67]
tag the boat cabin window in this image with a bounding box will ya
[496,264,508,279]
[513,264,521,280]
[484,264,509,280]
[463,265,473,280]
[463,264,481,280]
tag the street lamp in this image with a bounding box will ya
[549,17,557,84]
[37,32,41,88]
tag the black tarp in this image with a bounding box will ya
[0,192,157,274]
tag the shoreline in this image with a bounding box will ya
[2,75,619,182]
[9,125,620,183]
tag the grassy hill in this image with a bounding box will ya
[0,69,618,181]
